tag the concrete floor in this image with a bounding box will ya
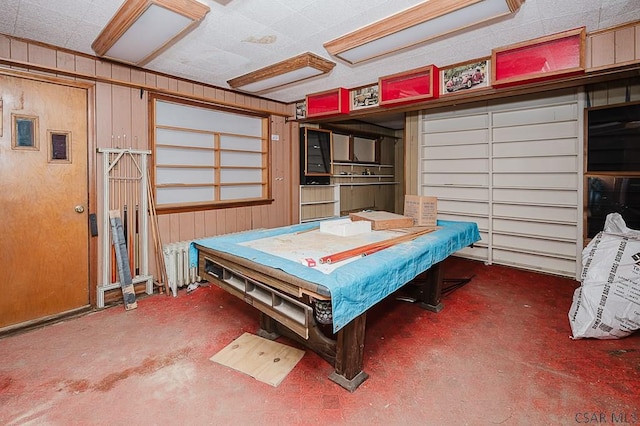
[1,257,639,425]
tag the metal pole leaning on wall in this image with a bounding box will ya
[97,147,153,308]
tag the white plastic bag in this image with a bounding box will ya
[568,213,640,339]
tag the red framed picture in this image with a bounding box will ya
[379,65,439,107]
[492,27,586,87]
[306,88,349,118]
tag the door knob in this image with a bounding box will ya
[75,205,85,213]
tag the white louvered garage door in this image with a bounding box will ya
[420,89,583,278]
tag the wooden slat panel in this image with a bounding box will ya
[493,218,577,240]
[179,212,195,241]
[423,172,489,186]
[225,208,238,234]
[492,121,578,142]
[492,103,577,127]
[423,113,489,133]
[493,138,577,157]
[130,74,146,150]
[493,203,578,223]
[614,26,636,64]
[27,44,56,68]
[436,199,489,215]
[194,210,206,238]
[493,156,577,173]
[425,186,489,201]
[422,158,489,173]
[204,210,218,237]
[492,249,576,276]
[75,56,96,77]
[0,34,9,58]
[406,112,420,195]
[56,51,75,73]
[421,94,580,277]
[493,188,577,205]
[636,23,640,62]
[10,38,28,65]
[169,212,181,243]
[493,234,577,257]
[589,31,615,69]
[423,128,489,146]
[585,30,592,69]
[493,172,578,189]
[422,143,488,159]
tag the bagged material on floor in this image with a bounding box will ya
[568,213,640,339]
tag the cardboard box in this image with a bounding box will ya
[404,195,437,226]
[349,211,414,230]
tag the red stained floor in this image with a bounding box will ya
[1,257,639,425]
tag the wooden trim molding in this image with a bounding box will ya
[505,0,525,12]
[324,0,480,55]
[91,0,210,65]
[323,0,524,63]
[227,52,336,90]
[0,59,289,117]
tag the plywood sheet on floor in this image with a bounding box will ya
[210,332,305,387]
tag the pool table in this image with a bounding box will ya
[192,219,480,391]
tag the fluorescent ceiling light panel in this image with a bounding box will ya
[324,0,525,64]
[92,0,210,66]
[227,52,336,93]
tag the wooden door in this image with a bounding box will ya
[0,73,89,329]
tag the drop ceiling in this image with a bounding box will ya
[1,0,639,130]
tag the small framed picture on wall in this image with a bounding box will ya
[440,58,491,95]
[350,84,379,110]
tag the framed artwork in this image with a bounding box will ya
[440,58,491,95]
[48,130,72,163]
[295,100,306,120]
[350,84,379,110]
[492,27,585,87]
[12,114,39,150]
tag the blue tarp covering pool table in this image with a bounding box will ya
[190,219,480,332]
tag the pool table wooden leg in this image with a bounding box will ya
[413,260,445,312]
[329,313,369,392]
[257,313,281,340]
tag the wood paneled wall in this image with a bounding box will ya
[586,77,640,107]
[586,21,640,72]
[0,34,297,286]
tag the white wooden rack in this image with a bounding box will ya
[97,148,153,308]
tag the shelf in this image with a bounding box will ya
[333,175,394,178]
[332,162,393,167]
[300,200,339,206]
[300,216,337,223]
[299,184,340,223]
[337,182,399,186]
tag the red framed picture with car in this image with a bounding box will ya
[440,57,491,96]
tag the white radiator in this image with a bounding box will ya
[163,241,199,297]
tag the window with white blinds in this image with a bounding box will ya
[420,89,583,278]
[151,94,269,211]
